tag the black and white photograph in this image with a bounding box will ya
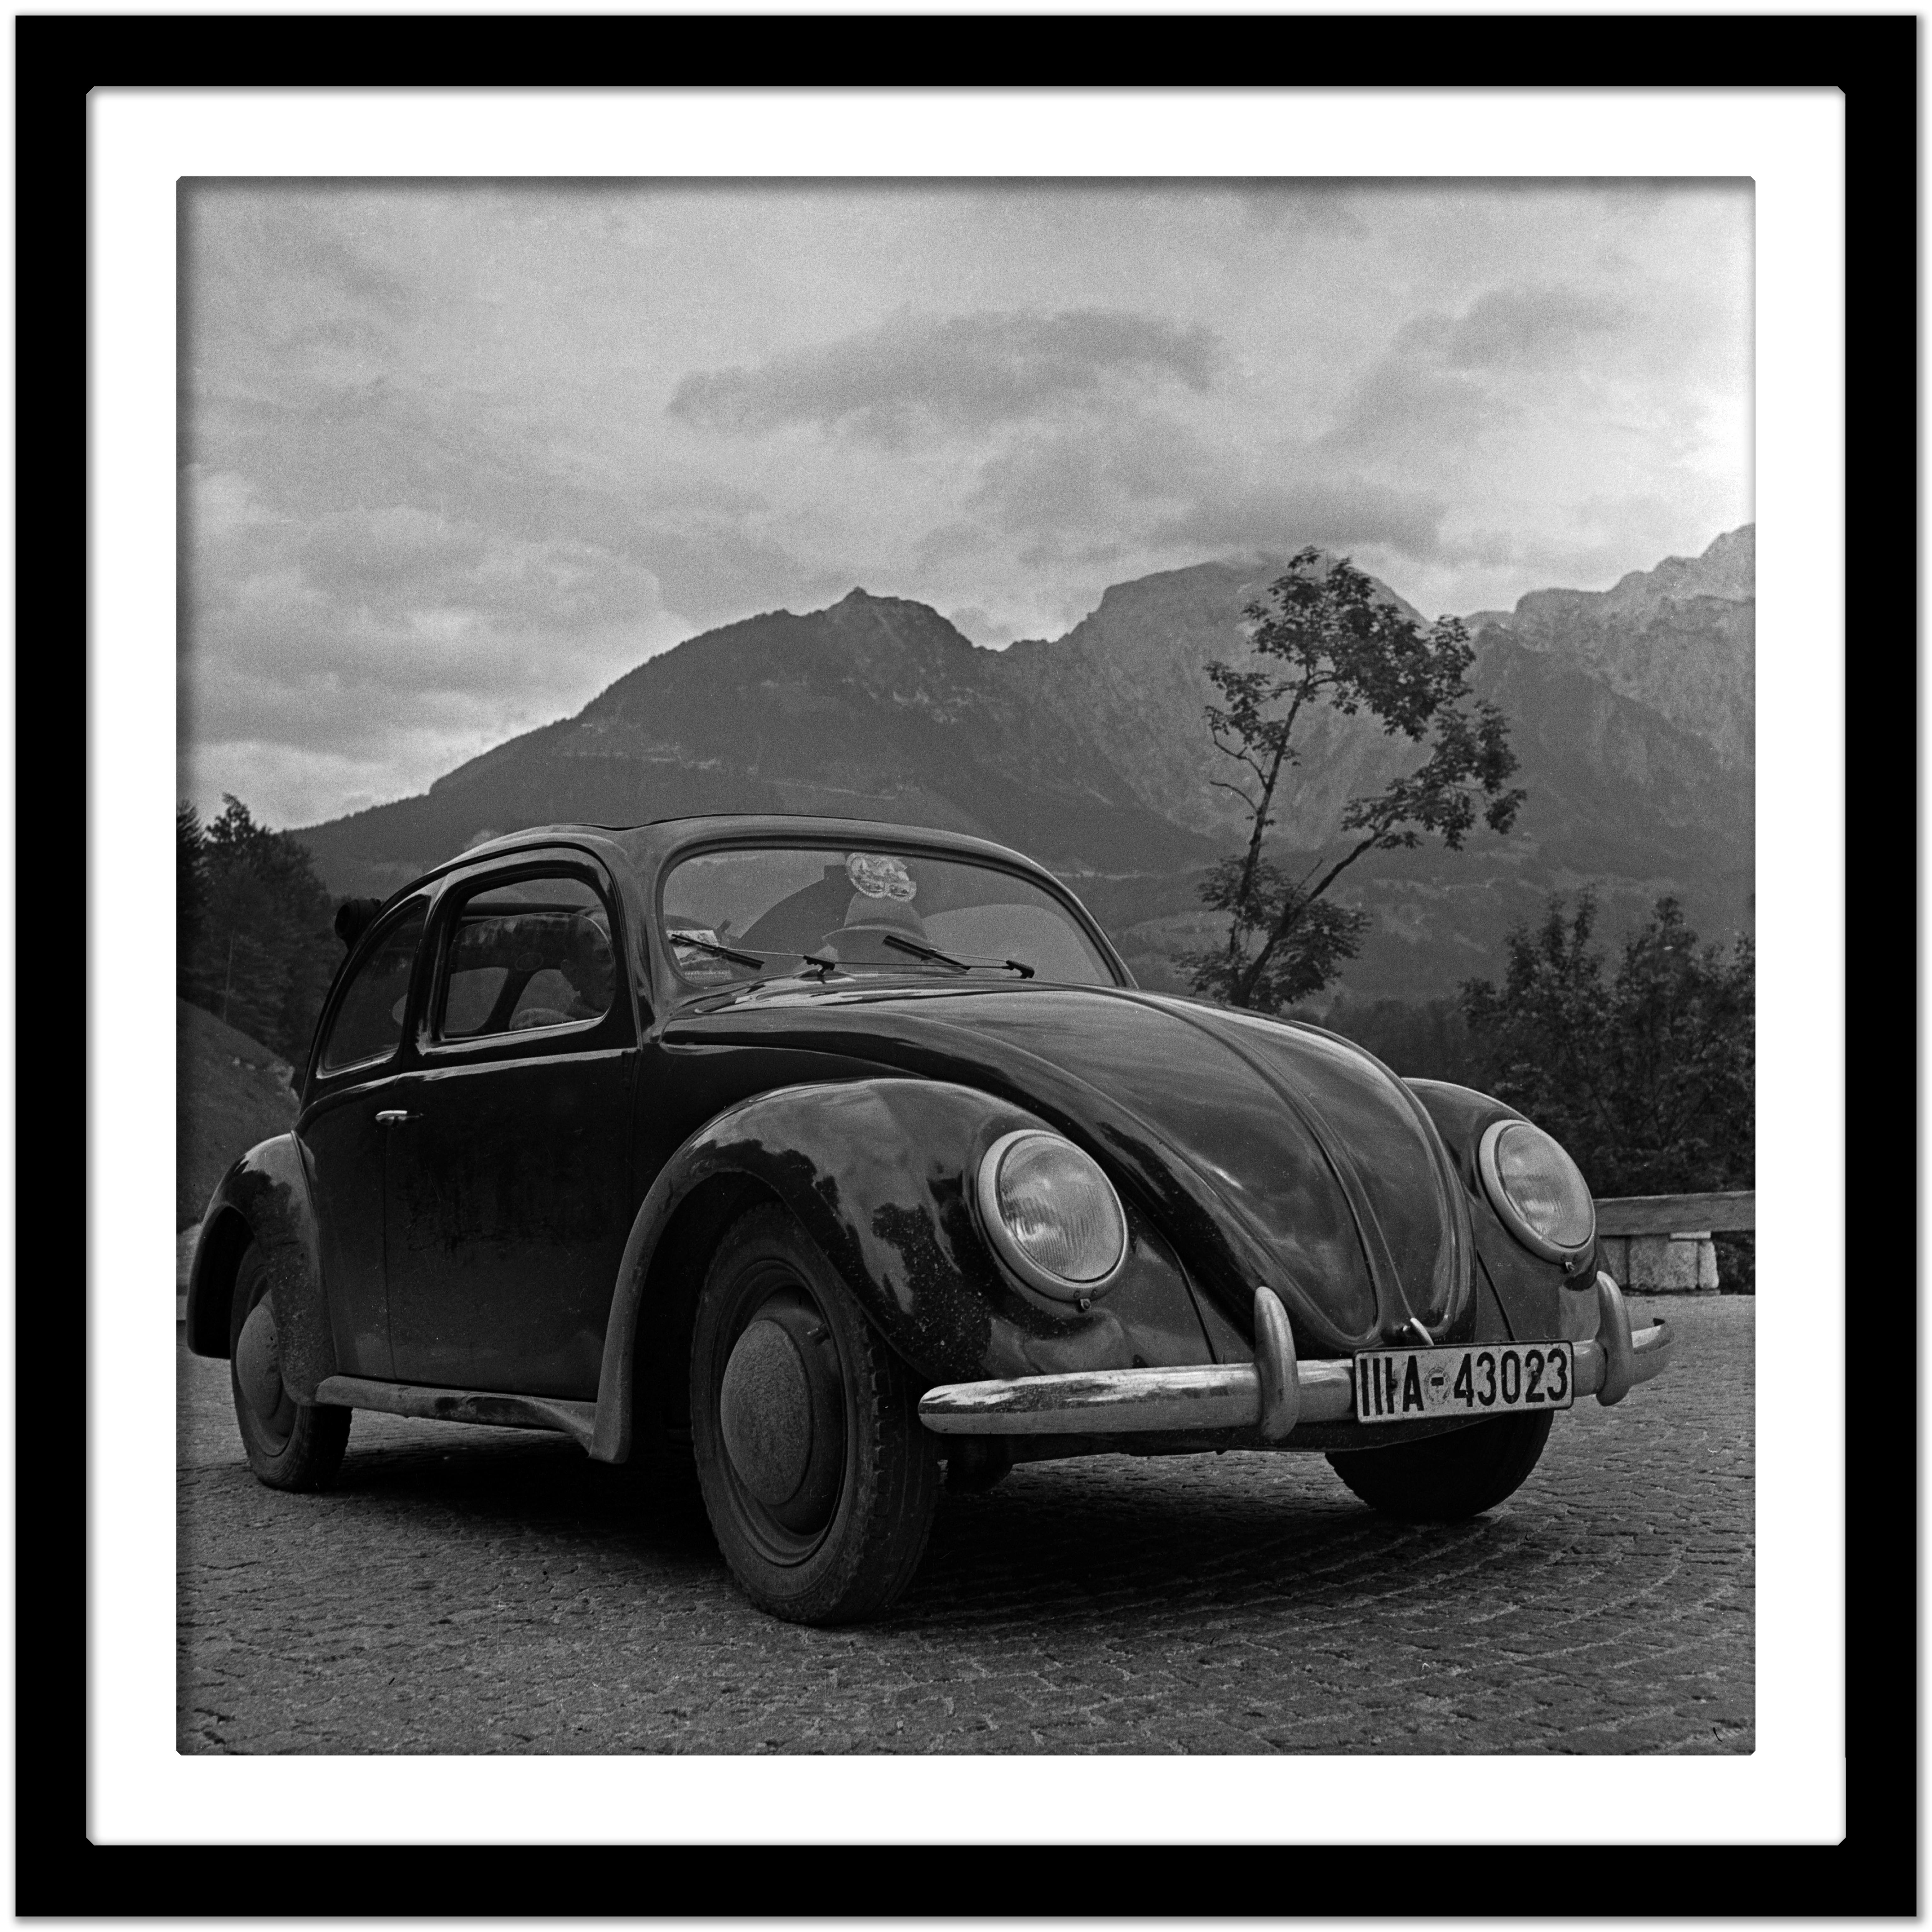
[170,167,1764,1764]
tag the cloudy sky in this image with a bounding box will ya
[180,179,1752,829]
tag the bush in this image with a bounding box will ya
[1461,889,1753,1198]
[1713,1232,1755,1295]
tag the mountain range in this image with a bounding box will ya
[294,527,1755,1004]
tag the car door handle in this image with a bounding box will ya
[375,1109,419,1126]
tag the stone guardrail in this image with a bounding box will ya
[1594,1190,1755,1294]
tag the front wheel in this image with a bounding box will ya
[229,1240,351,1491]
[690,1203,940,1625]
[1326,1411,1553,1522]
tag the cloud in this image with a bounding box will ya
[184,375,849,633]
[178,183,1750,829]
[1226,182,1369,237]
[1318,283,1629,463]
[179,468,698,825]
[179,737,445,834]
[1481,490,1743,594]
[1149,478,1449,562]
[1431,283,1632,370]
[298,504,490,597]
[1319,357,1503,462]
[179,450,867,829]
[183,585,686,751]
[952,406,1448,568]
[188,475,672,649]
[667,309,1224,445]
[914,521,996,570]
[1014,537,1130,574]
[181,594,693,833]
[966,410,1209,536]
[1440,528,1524,571]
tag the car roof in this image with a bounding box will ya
[354,812,1131,993]
[415,813,1069,897]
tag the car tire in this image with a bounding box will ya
[228,1239,351,1492]
[691,1202,940,1626]
[1325,1411,1554,1522]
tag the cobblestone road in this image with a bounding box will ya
[178,1296,1752,1754]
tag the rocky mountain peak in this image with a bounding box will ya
[1468,525,1754,771]
[1492,524,1755,632]
[295,531,1754,1004]
[1599,523,1754,612]
[826,584,978,654]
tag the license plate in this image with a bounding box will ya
[1353,1341,1574,1424]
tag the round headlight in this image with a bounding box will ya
[975,1129,1128,1300]
[1477,1119,1596,1264]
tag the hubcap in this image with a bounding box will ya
[715,1289,848,1541]
[235,1298,284,1424]
[720,1319,814,1506]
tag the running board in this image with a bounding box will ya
[314,1376,597,1451]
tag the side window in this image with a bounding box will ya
[318,904,427,1075]
[434,873,617,1044]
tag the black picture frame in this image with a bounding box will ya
[37,15,1904,1912]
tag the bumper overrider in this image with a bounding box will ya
[919,1271,1671,1448]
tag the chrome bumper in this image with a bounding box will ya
[918,1272,1671,1441]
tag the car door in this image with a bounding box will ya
[381,855,639,1399]
[298,895,431,1380]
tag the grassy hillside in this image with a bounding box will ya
[177,998,298,1228]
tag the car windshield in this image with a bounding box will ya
[658,845,1116,990]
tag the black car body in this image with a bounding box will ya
[189,815,1671,1623]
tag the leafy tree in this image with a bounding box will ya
[183,796,339,1064]
[177,801,206,998]
[1184,549,1524,1012]
[1461,890,1754,1196]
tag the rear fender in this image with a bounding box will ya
[184,1134,339,1400]
[1405,1079,1600,1344]
[590,1078,1214,1463]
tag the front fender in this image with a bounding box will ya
[1404,1079,1600,1345]
[184,1134,338,1400]
[590,1077,1215,1462]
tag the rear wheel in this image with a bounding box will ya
[690,1203,940,1625]
[229,1240,351,1491]
[1326,1411,1553,1522]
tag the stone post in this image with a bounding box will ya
[1599,1231,1719,1293]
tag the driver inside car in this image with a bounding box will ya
[735,862,860,957]
[819,887,931,961]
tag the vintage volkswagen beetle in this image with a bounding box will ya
[188,815,1672,1625]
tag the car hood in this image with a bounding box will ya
[666,979,1475,1353]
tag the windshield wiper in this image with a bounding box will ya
[883,932,969,972]
[671,933,764,970]
[883,933,1035,979]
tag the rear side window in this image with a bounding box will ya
[434,873,616,1042]
[318,904,427,1074]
